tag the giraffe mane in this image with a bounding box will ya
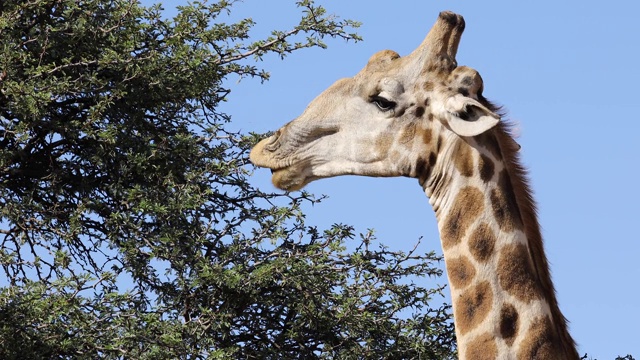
[481,97,579,358]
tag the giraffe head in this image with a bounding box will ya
[250,12,500,190]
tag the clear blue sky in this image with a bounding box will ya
[155,1,640,358]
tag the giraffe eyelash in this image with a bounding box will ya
[370,96,397,112]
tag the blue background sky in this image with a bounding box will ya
[155,1,640,358]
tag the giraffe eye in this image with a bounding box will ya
[371,96,397,112]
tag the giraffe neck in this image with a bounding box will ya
[422,129,578,360]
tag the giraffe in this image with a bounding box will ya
[250,11,579,360]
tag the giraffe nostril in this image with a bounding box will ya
[271,129,281,140]
[265,130,282,152]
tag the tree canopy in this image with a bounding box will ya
[0,0,456,358]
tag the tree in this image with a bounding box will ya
[582,355,636,360]
[0,0,456,358]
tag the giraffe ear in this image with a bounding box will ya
[445,94,500,136]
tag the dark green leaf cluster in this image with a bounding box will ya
[0,0,455,358]
[581,355,636,360]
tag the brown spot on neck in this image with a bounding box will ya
[454,280,493,335]
[463,332,498,360]
[499,303,519,346]
[478,154,495,182]
[497,243,542,302]
[468,222,496,263]
[453,141,474,177]
[490,169,523,232]
[441,186,484,249]
[446,256,476,289]
[518,316,562,360]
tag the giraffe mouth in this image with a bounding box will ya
[269,167,288,175]
[269,166,311,191]
[263,158,320,191]
[268,162,292,174]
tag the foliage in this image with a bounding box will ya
[0,0,456,358]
